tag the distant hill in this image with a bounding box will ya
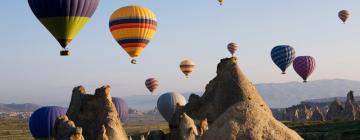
[256,79,360,108]
[124,79,360,110]
[0,103,39,112]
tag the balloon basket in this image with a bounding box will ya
[282,72,286,74]
[60,50,70,56]
[131,59,137,64]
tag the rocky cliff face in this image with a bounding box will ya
[343,91,360,120]
[325,91,360,121]
[54,86,128,140]
[181,57,302,140]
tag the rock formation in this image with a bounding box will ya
[343,91,360,120]
[54,86,128,140]
[179,112,198,140]
[184,57,272,123]
[180,57,302,140]
[280,104,313,121]
[325,98,344,121]
[53,115,85,140]
[310,107,325,121]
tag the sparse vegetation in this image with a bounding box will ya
[0,115,169,139]
[1,117,360,139]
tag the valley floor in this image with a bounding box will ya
[1,116,360,140]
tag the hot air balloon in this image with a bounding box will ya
[157,92,186,123]
[28,0,100,56]
[109,6,158,64]
[293,56,316,83]
[338,10,350,24]
[29,106,67,139]
[271,45,296,74]
[145,78,159,94]
[218,0,224,5]
[227,42,238,56]
[112,97,129,123]
[180,60,195,78]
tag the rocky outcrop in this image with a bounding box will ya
[180,57,302,140]
[54,86,128,140]
[343,91,360,120]
[201,101,303,140]
[184,57,272,123]
[310,107,325,121]
[179,113,198,140]
[325,98,344,121]
[276,104,313,121]
[53,115,84,140]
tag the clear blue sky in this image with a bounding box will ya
[1,1,360,105]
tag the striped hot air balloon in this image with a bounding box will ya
[271,45,296,74]
[28,0,100,56]
[293,56,316,83]
[145,78,159,94]
[180,60,195,78]
[338,10,350,24]
[227,42,238,56]
[109,6,157,64]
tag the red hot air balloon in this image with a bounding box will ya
[145,78,159,94]
[227,42,238,56]
[293,56,316,83]
[338,10,350,24]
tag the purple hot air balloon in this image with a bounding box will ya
[293,56,316,83]
[29,106,67,138]
[112,97,129,123]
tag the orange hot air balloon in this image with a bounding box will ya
[338,10,350,24]
[109,6,158,64]
[180,60,195,78]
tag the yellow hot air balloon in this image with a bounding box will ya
[109,6,157,64]
[218,0,224,5]
[180,60,195,78]
[28,0,100,56]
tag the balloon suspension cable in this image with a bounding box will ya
[131,59,137,64]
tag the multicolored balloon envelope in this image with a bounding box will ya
[145,78,159,93]
[28,0,100,56]
[180,60,195,78]
[271,45,296,74]
[218,0,224,5]
[227,42,238,56]
[293,56,316,83]
[29,106,67,139]
[338,10,350,24]
[112,97,129,123]
[109,5,158,64]
[157,92,186,123]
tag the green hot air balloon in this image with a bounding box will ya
[28,0,100,56]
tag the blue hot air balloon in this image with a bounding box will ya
[271,45,296,74]
[29,106,67,139]
[157,92,186,123]
[112,97,129,123]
